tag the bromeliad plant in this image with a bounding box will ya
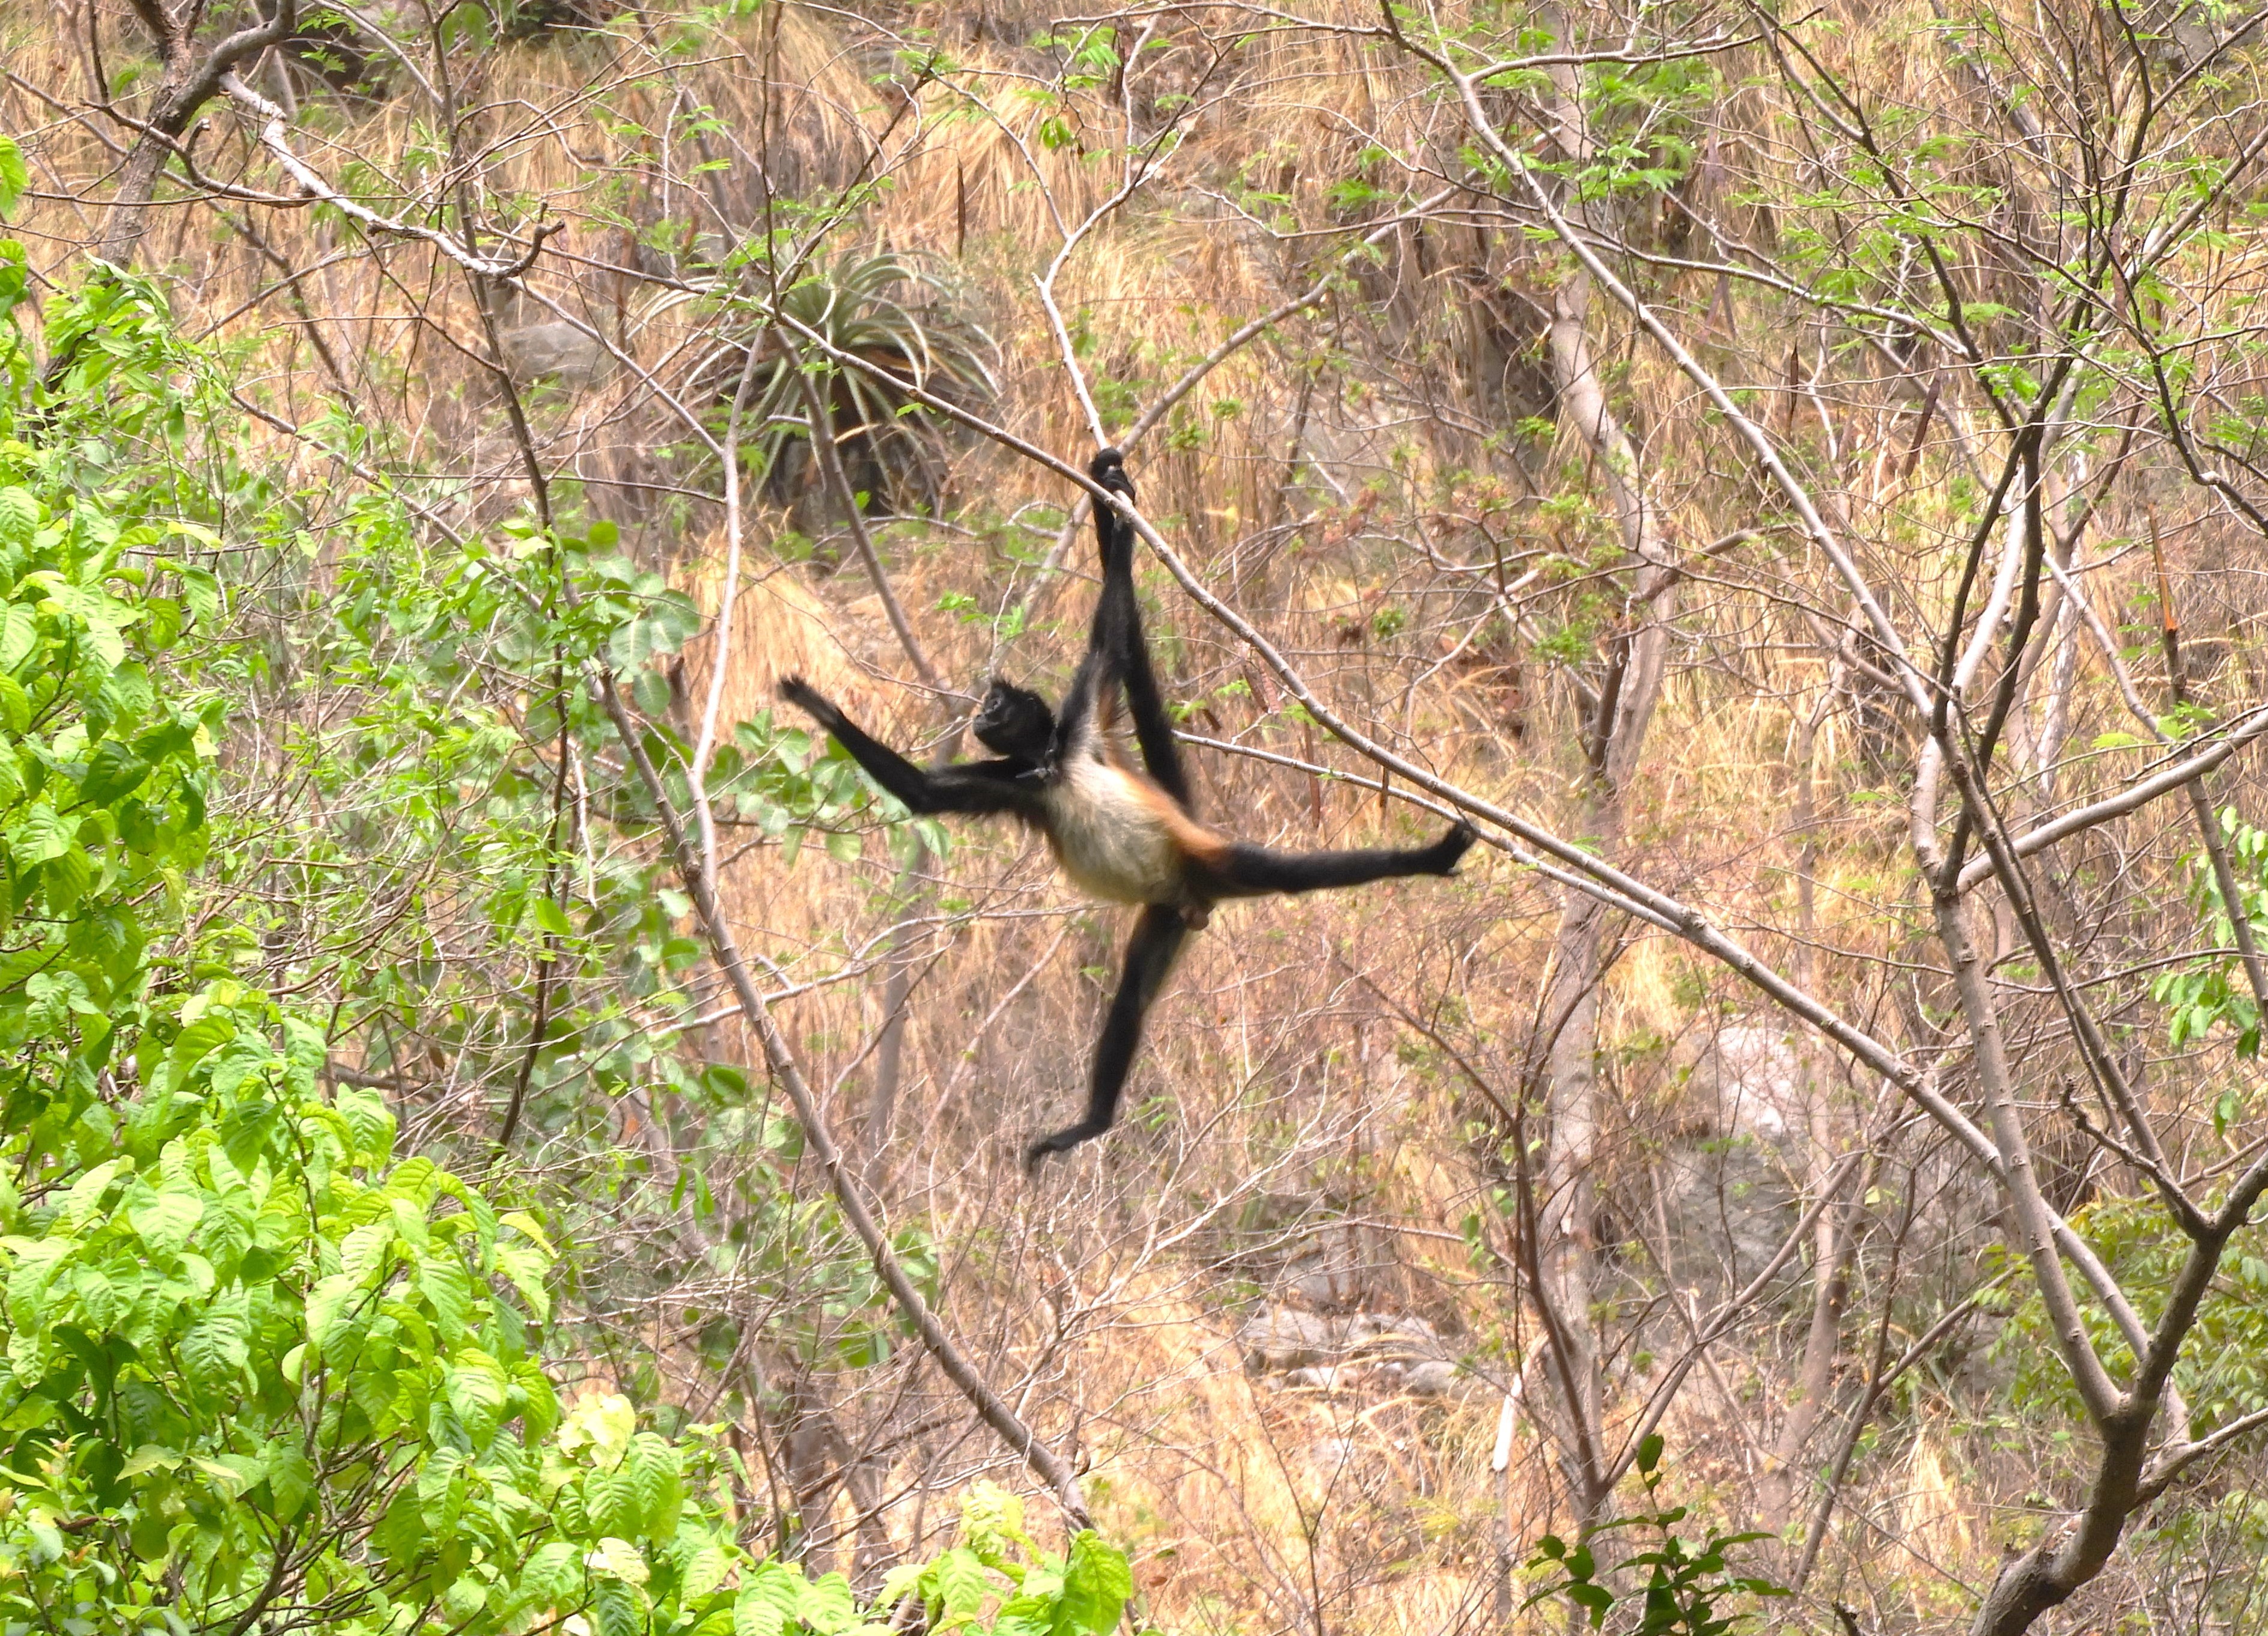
[721,251,997,517]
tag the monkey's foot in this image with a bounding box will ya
[1430,821,1479,875]
[1023,1120,1109,1173]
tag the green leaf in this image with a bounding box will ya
[591,1536,651,1586]
[267,1438,313,1519]
[305,1272,362,1349]
[181,1287,250,1383]
[736,1563,803,1636]
[0,601,35,669]
[0,494,33,550]
[189,1454,254,1498]
[418,1250,473,1339]
[1056,1532,1132,1636]
[591,1580,645,1636]
[0,135,24,214]
[446,1347,511,1441]
[625,1432,682,1536]
[799,1572,857,1634]
[117,1445,183,1480]
[79,738,151,805]
[12,804,69,866]
[61,1158,123,1224]
[168,1011,237,1078]
[340,1220,394,1284]
[524,1540,582,1602]
[935,1547,990,1620]
[683,1543,733,1602]
[127,1187,203,1258]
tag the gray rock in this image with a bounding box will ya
[1237,1307,1343,1373]
[1662,1021,1809,1293]
[499,320,610,388]
[1402,1360,1459,1396]
[1347,1312,1446,1360]
[1282,1241,1367,1309]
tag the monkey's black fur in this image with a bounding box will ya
[779,448,1475,1167]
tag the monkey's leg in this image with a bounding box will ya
[1024,902,1190,1167]
[1195,823,1477,898]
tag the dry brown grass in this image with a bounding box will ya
[21,0,2268,1626]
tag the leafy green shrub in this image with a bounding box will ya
[0,248,1132,1636]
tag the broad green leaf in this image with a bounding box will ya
[60,1158,121,1224]
[11,805,67,866]
[495,1240,551,1321]
[0,603,34,669]
[180,1288,250,1383]
[167,1011,237,1078]
[117,1446,181,1480]
[418,1249,472,1338]
[800,1571,857,1634]
[736,1563,804,1636]
[1056,1531,1132,1636]
[936,1548,991,1621]
[267,1439,312,1519]
[340,1220,394,1284]
[189,1455,251,1498]
[589,1536,651,1586]
[445,1346,510,1441]
[523,1540,582,1601]
[591,1581,645,1636]
[127,1187,202,1258]
[683,1542,734,1602]
[304,1272,361,1349]
[79,739,151,804]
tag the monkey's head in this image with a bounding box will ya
[1089,445,1135,499]
[973,680,1056,762]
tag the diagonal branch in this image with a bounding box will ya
[222,74,561,279]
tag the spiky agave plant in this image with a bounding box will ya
[717,252,998,520]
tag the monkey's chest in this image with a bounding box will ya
[1043,759,1184,904]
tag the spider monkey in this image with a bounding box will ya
[778,447,1475,1166]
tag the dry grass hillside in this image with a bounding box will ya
[12,0,2268,1629]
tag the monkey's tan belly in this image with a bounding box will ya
[1044,759,1184,904]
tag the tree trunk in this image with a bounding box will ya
[94,1,300,269]
[1759,700,1853,1533]
[1525,6,1679,1524]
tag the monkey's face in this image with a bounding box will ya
[973,680,1055,762]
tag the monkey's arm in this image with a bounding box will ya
[1090,460,1193,810]
[779,678,1036,818]
[1025,901,1189,1167]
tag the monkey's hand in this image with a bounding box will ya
[776,675,843,732]
[1088,445,1134,493]
[1427,821,1479,876]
